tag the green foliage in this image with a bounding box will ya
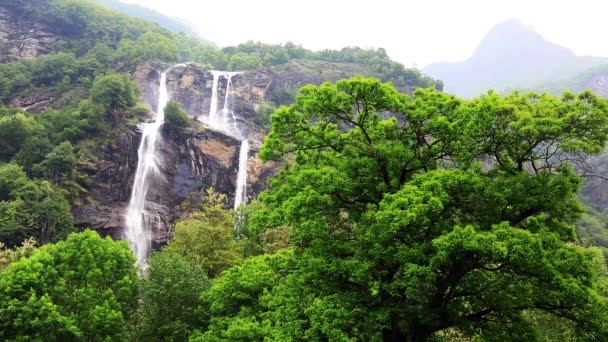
[164,191,243,278]
[32,52,78,86]
[222,42,441,91]
[0,111,34,161]
[0,230,138,341]
[233,78,608,340]
[90,74,137,111]
[0,163,73,246]
[0,59,34,102]
[33,141,77,184]
[164,100,190,131]
[114,32,179,70]
[133,252,210,342]
[193,249,295,341]
[227,53,264,71]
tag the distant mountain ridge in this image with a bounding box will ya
[90,0,211,42]
[423,19,608,97]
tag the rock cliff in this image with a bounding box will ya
[74,63,279,244]
[0,7,59,62]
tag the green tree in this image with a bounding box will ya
[113,32,179,70]
[0,163,73,246]
[164,100,190,131]
[33,141,77,184]
[0,230,138,341]
[192,249,295,341]
[164,190,243,278]
[32,52,77,85]
[90,74,137,111]
[246,78,608,340]
[0,111,34,161]
[134,252,210,342]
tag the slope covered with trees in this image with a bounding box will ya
[91,0,203,38]
[3,78,608,341]
[0,0,608,341]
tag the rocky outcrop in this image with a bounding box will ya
[6,87,87,113]
[8,90,59,113]
[73,127,140,240]
[0,7,58,62]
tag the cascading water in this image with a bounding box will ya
[208,71,221,127]
[206,70,249,210]
[234,139,249,209]
[125,71,169,268]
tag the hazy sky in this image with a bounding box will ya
[122,0,608,68]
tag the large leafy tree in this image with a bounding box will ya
[238,78,608,340]
[0,230,138,341]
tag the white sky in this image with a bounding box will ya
[122,0,608,68]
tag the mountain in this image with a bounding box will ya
[423,19,608,97]
[90,0,206,40]
[528,64,608,97]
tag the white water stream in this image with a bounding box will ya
[234,139,249,210]
[125,71,169,268]
[207,70,249,210]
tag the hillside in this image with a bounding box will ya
[529,64,608,97]
[2,1,608,341]
[423,19,608,97]
[0,0,442,238]
[90,0,205,40]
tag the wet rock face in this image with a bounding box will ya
[73,127,140,240]
[137,63,274,144]
[0,7,58,62]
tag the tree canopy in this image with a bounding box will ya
[90,74,137,111]
[0,230,138,341]
[207,77,608,341]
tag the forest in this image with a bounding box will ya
[1,0,608,341]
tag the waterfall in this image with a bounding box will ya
[206,70,249,209]
[208,71,221,126]
[234,139,249,209]
[207,71,241,137]
[125,71,169,268]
